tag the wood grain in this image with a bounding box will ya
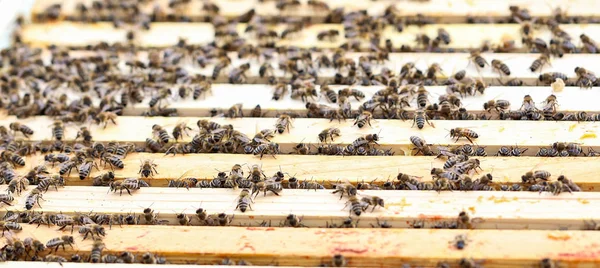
[5,225,600,266]
[21,22,600,51]
[2,116,599,156]
[30,0,600,23]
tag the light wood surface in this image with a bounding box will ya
[4,185,599,229]
[11,153,600,190]
[5,225,600,266]
[21,22,600,51]
[2,116,599,156]
[41,50,600,86]
[30,0,600,23]
[0,263,289,268]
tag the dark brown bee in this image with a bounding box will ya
[9,122,33,137]
[436,28,451,45]
[338,88,365,101]
[172,122,192,141]
[145,138,162,153]
[1,151,25,166]
[51,121,64,141]
[469,51,488,68]
[318,127,341,142]
[152,124,170,144]
[449,128,479,144]
[412,108,434,129]
[539,72,568,85]
[320,83,337,103]
[228,63,251,84]
[530,54,550,72]
[307,0,329,11]
[354,111,373,128]
[581,34,598,53]
[227,103,243,118]
[272,83,287,101]
[317,29,340,41]
[483,100,510,112]
[275,114,293,134]
[410,136,434,156]
[139,159,158,178]
[491,59,510,76]
[575,67,597,89]
[193,81,212,100]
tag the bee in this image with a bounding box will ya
[74,126,93,143]
[450,234,469,250]
[522,170,552,183]
[79,158,99,180]
[338,88,365,101]
[553,142,582,156]
[45,235,74,252]
[281,214,305,227]
[8,122,33,138]
[45,254,67,263]
[1,151,24,167]
[253,142,280,159]
[317,29,340,41]
[575,67,597,89]
[272,83,287,101]
[275,114,293,134]
[152,124,170,144]
[193,81,212,100]
[469,51,488,68]
[360,194,385,212]
[101,153,124,170]
[447,128,478,144]
[491,59,510,76]
[227,103,244,118]
[92,171,114,186]
[344,196,365,216]
[78,224,106,240]
[557,175,581,192]
[354,111,373,128]
[410,136,434,156]
[332,179,357,199]
[539,72,568,85]
[175,211,192,226]
[0,193,14,206]
[95,112,118,129]
[457,211,481,229]
[25,188,44,210]
[483,99,510,112]
[332,254,347,267]
[318,127,341,143]
[228,63,251,84]
[236,188,254,213]
[51,121,64,141]
[139,159,158,178]
[148,88,171,108]
[145,138,162,153]
[581,34,598,53]
[530,54,551,73]
[352,133,380,149]
[37,175,63,193]
[172,122,192,141]
[89,238,104,263]
[319,83,337,103]
[23,237,45,256]
[412,108,434,129]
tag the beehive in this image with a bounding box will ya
[0,0,599,267]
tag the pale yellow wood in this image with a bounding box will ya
[5,185,599,229]
[30,0,600,23]
[11,153,600,190]
[1,115,599,156]
[20,22,600,51]
[42,50,600,86]
[0,263,283,268]
[5,225,600,266]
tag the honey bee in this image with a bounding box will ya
[139,159,158,178]
[45,235,74,252]
[483,99,510,112]
[338,88,365,101]
[51,121,64,141]
[8,122,33,138]
[449,128,479,144]
[272,83,287,101]
[332,254,347,267]
[332,179,357,199]
[152,124,170,144]
[228,63,251,84]
[236,188,254,213]
[79,158,99,180]
[172,122,192,141]
[281,214,305,227]
[95,112,118,129]
[412,108,434,129]
[193,81,212,100]
[352,133,380,149]
[318,127,341,143]
[539,72,568,85]
[410,136,434,156]
[344,196,365,216]
[0,193,14,206]
[354,111,373,128]
[575,67,597,88]
[360,194,385,212]
[530,54,550,72]
[1,151,25,167]
[78,224,106,240]
[145,138,162,153]
[317,29,340,41]
[275,114,293,134]
[148,88,171,108]
[227,103,244,118]
[491,59,510,76]
[469,51,488,68]
[212,56,232,80]
[522,170,552,183]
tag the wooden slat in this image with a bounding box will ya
[119,84,600,117]
[2,116,599,156]
[5,186,599,229]
[30,0,600,23]
[0,263,282,268]
[12,153,599,190]
[6,225,600,266]
[20,22,600,51]
[41,50,600,86]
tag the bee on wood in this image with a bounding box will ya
[152,124,170,144]
[557,175,581,192]
[139,159,158,178]
[227,103,244,118]
[331,254,347,267]
[78,224,106,240]
[491,59,510,76]
[149,88,172,108]
[45,235,74,253]
[281,214,305,227]
[51,121,64,141]
[75,127,93,143]
[410,136,434,156]
[352,133,380,149]
[0,193,14,206]
[92,171,114,186]
[449,128,479,144]
[581,34,598,53]
[8,122,33,138]
[539,72,568,85]
[318,127,341,143]
[412,108,434,129]
[338,88,365,101]
[469,51,488,68]
[95,112,118,129]
[193,81,212,100]
[236,188,254,213]
[320,83,337,103]
[360,194,385,212]
[530,54,551,73]
[145,138,162,153]
[172,122,192,141]
[317,29,340,41]
[332,179,357,200]
[1,151,24,167]
[272,83,287,101]
[344,196,365,216]
[354,111,373,128]
[293,141,311,155]
[212,56,232,80]
[79,158,99,180]
[275,114,293,134]
[483,99,510,112]
[552,142,582,156]
[229,63,250,84]
[37,175,63,193]
[522,170,551,183]
[574,67,597,89]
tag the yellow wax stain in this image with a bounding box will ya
[547,232,571,241]
[580,132,597,140]
[498,127,505,133]
[464,0,475,7]
[578,198,590,204]
[494,196,511,203]
[569,124,577,132]
[387,198,412,209]
[477,196,483,202]
[468,207,476,213]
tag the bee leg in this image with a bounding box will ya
[465,136,475,144]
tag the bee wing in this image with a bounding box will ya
[471,217,485,224]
